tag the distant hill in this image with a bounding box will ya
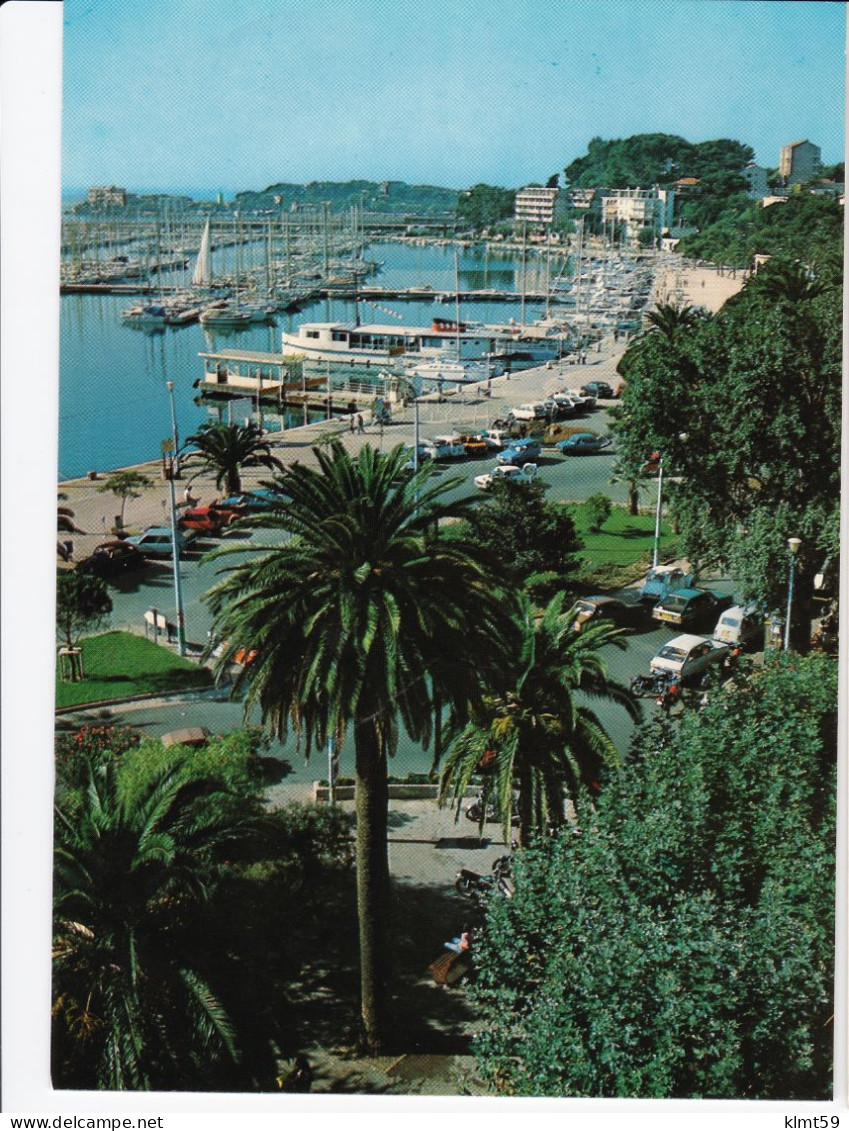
[565,134,754,190]
[234,180,460,214]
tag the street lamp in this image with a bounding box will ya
[166,381,187,656]
[166,375,181,479]
[784,536,802,651]
[651,433,688,568]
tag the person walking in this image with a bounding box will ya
[357,413,365,433]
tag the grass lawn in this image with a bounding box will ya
[56,631,213,709]
[570,502,679,589]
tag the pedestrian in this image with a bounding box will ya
[444,927,472,955]
[183,483,198,508]
[357,413,365,433]
[349,414,355,432]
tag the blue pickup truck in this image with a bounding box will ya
[640,565,695,605]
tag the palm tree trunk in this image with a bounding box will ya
[354,721,391,1052]
[517,758,534,849]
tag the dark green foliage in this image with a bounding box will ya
[204,442,518,1050]
[439,592,639,845]
[52,725,355,1091]
[457,184,516,231]
[565,134,753,191]
[679,192,844,273]
[583,492,612,533]
[471,654,837,1098]
[457,477,582,600]
[235,180,460,215]
[612,256,841,615]
[54,722,141,795]
[56,572,113,668]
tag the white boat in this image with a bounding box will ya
[281,317,564,367]
[199,304,254,329]
[121,303,168,327]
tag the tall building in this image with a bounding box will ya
[779,140,822,186]
[600,188,675,246]
[514,186,560,226]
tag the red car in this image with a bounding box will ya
[178,506,225,535]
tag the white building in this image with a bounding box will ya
[514,186,561,226]
[600,188,675,247]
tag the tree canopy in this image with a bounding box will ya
[565,134,753,191]
[456,184,516,231]
[612,255,841,617]
[471,653,837,1099]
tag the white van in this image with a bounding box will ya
[509,403,547,421]
[712,605,763,648]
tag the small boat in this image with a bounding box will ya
[121,303,168,327]
[199,304,253,329]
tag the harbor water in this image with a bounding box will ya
[58,241,561,480]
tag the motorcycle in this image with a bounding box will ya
[464,792,520,826]
[455,854,514,903]
[630,669,678,699]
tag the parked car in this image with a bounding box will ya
[212,490,287,523]
[570,595,645,632]
[650,633,730,683]
[581,380,615,399]
[652,588,734,630]
[179,506,225,535]
[76,540,147,578]
[457,433,490,457]
[474,463,537,490]
[422,435,466,460]
[508,403,548,422]
[640,565,695,604]
[543,395,578,419]
[479,428,514,450]
[125,525,196,558]
[712,604,764,649]
[402,443,434,470]
[496,439,542,466]
[556,432,612,456]
[563,388,595,409]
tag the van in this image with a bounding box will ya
[509,403,547,421]
[712,605,763,649]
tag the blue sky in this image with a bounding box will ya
[61,0,846,193]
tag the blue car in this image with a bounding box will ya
[496,439,542,466]
[556,432,612,455]
[125,525,196,558]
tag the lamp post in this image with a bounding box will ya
[167,376,181,479]
[651,454,664,568]
[784,536,802,651]
[651,433,687,568]
[166,381,187,656]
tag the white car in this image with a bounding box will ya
[509,403,547,421]
[474,463,537,490]
[650,633,729,682]
[480,428,513,449]
[564,388,596,408]
[712,605,763,648]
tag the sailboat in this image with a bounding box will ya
[192,220,212,287]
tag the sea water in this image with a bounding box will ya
[58,241,560,479]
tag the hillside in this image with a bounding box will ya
[234,179,460,214]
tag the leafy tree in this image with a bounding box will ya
[471,653,837,1098]
[183,421,283,496]
[55,571,112,680]
[96,471,153,527]
[612,267,841,630]
[439,592,639,846]
[455,477,582,601]
[457,184,516,231]
[583,492,612,533]
[204,442,518,1050]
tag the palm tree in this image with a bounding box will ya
[644,301,702,342]
[183,421,283,496]
[204,442,518,1050]
[53,759,255,1090]
[439,592,640,847]
[743,259,826,305]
